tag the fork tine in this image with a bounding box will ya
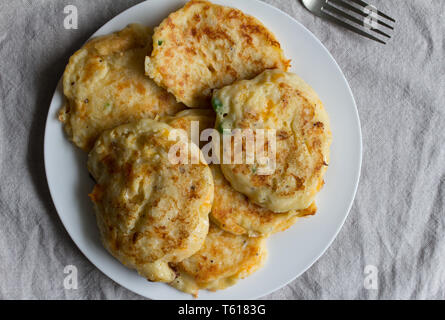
[324,2,391,38]
[320,10,386,44]
[347,0,396,22]
[330,0,394,30]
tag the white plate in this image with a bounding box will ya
[44,0,362,300]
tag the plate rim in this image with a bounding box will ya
[44,0,362,300]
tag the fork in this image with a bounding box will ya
[301,0,395,44]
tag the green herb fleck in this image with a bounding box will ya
[212,97,223,113]
[217,123,224,134]
[104,103,111,109]
[251,166,257,174]
[217,123,231,135]
[158,40,163,46]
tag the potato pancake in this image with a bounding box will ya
[60,24,184,151]
[210,165,317,236]
[170,224,267,296]
[145,0,290,108]
[164,109,316,236]
[214,69,332,212]
[88,119,213,282]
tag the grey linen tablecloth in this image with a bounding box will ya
[0,0,444,299]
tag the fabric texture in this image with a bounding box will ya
[0,0,444,299]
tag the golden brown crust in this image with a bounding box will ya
[60,24,184,151]
[162,109,315,236]
[272,202,317,233]
[210,165,317,236]
[145,0,290,108]
[170,224,267,296]
[87,119,214,282]
[215,69,332,212]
